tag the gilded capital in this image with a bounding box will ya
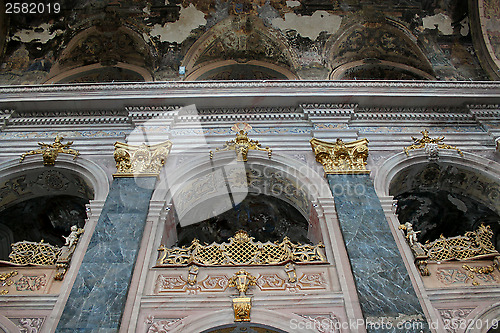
[310,137,370,174]
[113,140,172,177]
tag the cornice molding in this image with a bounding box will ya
[1,81,500,94]
[353,107,473,121]
[8,109,130,126]
[1,81,500,113]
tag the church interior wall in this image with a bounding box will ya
[0,0,499,330]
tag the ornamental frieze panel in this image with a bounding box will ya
[0,268,59,294]
[153,270,329,294]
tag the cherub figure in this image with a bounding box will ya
[63,225,83,248]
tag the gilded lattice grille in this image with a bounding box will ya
[194,245,224,265]
[157,230,327,267]
[9,241,61,266]
[423,225,499,262]
[260,243,289,264]
[224,241,259,265]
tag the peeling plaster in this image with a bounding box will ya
[272,11,341,40]
[10,23,63,43]
[150,4,206,43]
[422,13,453,35]
[286,0,301,7]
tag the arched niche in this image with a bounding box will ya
[153,151,332,249]
[0,156,109,259]
[325,18,435,80]
[466,302,500,332]
[169,307,318,333]
[45,25,155,83]
[374,150,500,248]
[184,60,297,80]
[329,59,436,80]
[0,0,8,64]
[181,15,299,80]
[200,322,288,333]
[469,0,500,80]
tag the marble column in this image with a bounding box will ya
[310,137,429,332]
[55,177,156,332]
[56,139,172,332]
[328,174,429,332]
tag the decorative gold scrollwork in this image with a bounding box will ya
[310,137,370,174]
[403,129,463,156]
[157,230,327,267]
[2,226,84,281]
[400,223,499,277]
[20,136,80,166]
[113,140,172,177]
[0,271,18,295]
[228,269,256,322]
[210,123,272,162]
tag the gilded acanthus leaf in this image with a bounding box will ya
[310,137,369,174]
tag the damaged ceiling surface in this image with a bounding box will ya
[0,0,498,84]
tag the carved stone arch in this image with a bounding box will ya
[374,150,500,247]
[373,150,500,212]
[465,302,500,332]
[45,24,156,83]
[181,15,300,79]
[329,59,436,80]
[469,0,500,80]
[153,150,333,255]
[169,308,318,333]
[0,315,20,333]
[0,155,110,207]
[184,59,298,80]
[325,18,435,80]
[154,150,331,220]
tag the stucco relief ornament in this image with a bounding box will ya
[403,129,464,158]
[210,123,272,162]
[20,136,80,166]
[0,271,18,295]
[310,137,370,174]
[228,269,256,322]
[113,140,172,177]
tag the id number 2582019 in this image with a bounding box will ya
[5,3,61,14]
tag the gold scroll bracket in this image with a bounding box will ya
[210,123,272,162]
[113,140,172,177]
[403,130,463,157]
[20,136,80,166]
[229,269,256,322]
[310,137,370,175]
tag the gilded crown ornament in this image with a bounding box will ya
[20,136,80,166]
[403,129,463,157]
[113,140,172,177]
[310,137,370,174]
[210,123,272,162]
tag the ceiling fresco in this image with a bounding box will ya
[0,0,492,83]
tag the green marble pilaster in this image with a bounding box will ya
[328,174,430,333]
[55,177,156,333]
